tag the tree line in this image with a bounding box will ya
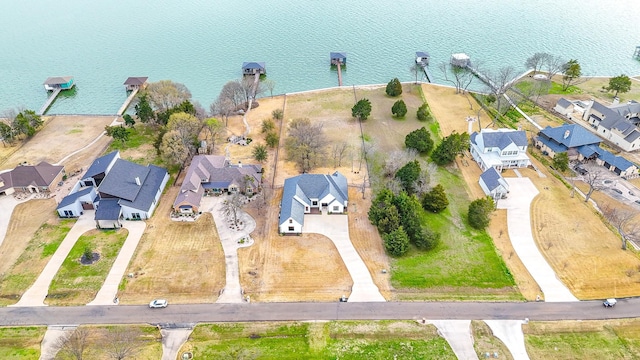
[0,109,43,146]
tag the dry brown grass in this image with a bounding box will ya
[0,115,114,172]
[421,84,492,136]
[239,188,352,302]
[118,187,226,304]
[471,321,514,360]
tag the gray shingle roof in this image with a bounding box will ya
[117,165,167,211]
[84,151,119,179]
[556,98,572,108]
[539,125,601,148]
[480,167,503,192]
[481,130,528,149]
[43,76,73,85]
[123,77,148,86]
[0,162,64,191]
[242,62,265,70]
[95,199,122,220]
[57,187,94,209]
[98,159,149,201]
[330,52,347,59]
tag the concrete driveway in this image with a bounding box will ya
[303,214,385,302]
[201,196,256,303]
[485,320,530,360]
[428,320,478,360]
[87,221,147,305]
[0,194,20,248]
[498,178,578,302]
[12,211,97,307]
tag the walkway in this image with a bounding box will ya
[498,178,578,302]
[38,89,62,115]
[12,211,97,307]
[117,88,139,116]
[303,214,385,302]
[200,196,256,303]
[87,221,147,305]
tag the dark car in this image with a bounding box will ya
[612,188,623,194]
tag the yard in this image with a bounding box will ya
[180,321,456,359]
[0,200,72,306]
[0,326,46,359]
[118,186,226,304]
[47,228,128,305]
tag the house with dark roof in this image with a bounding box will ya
[123,77,148,91]
[554,98,574,116]
[278,172,348,235]
[469,129,531,171]
[173,155,262,214]
[56,151,169,226]
[0,162,65,196]
[479,167,509,200]
[535,124,638,178]
[242,62,266,75]
[582,100,640,152]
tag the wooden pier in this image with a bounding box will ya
[117,88,139,116]
[337,62,343,86]
[38,88,61,115]
[330,52,347,87]
[118,77,148,116]
[420,64,432,83]
[635,46,640,59]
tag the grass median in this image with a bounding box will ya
[0,326,45,359]
[47,229,128,305]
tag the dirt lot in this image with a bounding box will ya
[0,115,114,172]
[118,186,226,304]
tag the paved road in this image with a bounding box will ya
[1,299,638,327]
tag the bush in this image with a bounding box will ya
[383,226,410,256]
[261,119,275,133]
[385,78,403,97]
[422,184,449,213]
[405,127,434,154]
[272,109,283,120]
[468,196,495,229]
[352,98,372,121]
[266,131,279,148]
[391,100,407,118]
[414,226,440,250]
[416,103,433,122]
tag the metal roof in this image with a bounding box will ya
[56,187,94,209]
[43,76,73,85]
[242,62,265,70]
[123,77,148,85]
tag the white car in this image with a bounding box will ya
[603,298,617,307]
[149,299,168,308]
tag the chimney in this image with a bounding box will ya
[135,177,141,186]
[563,130,570,139]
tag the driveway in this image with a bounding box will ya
[87,221,147,305]
[428,320,478,360]
[12,211,97,307]
[485,320,530,360]
[0,194,21,248]
[497,178,578,302]
[303,214,385,302]
[200,196,256,303]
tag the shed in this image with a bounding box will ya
[330,52,347,65]
[43,76,75,91]
[415,51,430,65]
[450,53,470,68]
[123,77,148,91]
[242,62,266,75]
[479,167,509,200]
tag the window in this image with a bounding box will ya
[288,226,294,231]
[131,213,141,220]
[333,206,339,211]
[305,207,309,211]
[63,210,73,217]
[289,219,293,224]
[312,201,318,206]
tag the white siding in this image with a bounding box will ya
[279,218,302,234]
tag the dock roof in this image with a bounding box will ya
[123,77,148,86]
[43,76,73,85]
[416,51,430,58]
[330,52,347,59]
[242,62,265,70]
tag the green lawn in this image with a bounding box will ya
[390,166,518,300]
[0,220,75,306]
[182,321,456,359]
[47,229,127,305]
[0,327,45,359]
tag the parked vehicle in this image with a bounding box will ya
[612,188,623,194]
[603,298,617,307]
[149,299,168,308]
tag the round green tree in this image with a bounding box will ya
[352,98,372,121]
[392,100,408,118]
[605,74,632,97]
[405,127,434,154]
[416,103,432,122]
[468,196,495,230]
[422,184,449,213]
[383,226,410,256]
[385,78,403,97]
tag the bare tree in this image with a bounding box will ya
[382,149,417,178]
[486,66,517,123]
[331,142,350,168]
[544,55,565,81]
[240,76,264,103]
[166,112,202,157]
[192,100,207,120]
[145,80,192,112]
[583,171,603,203]
[439,62,474,94]
[54,327,90,360]
[211,97,235,126]
[219,80,245,110]
[103,327,142,360]
[601,203,640,250]
[525,52,550,74]
[222,192,244,226]
[410,64,423,84]
[263,79,276,98]
[284,118,328,172]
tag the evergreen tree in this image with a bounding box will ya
[385,78,403,97]
[414,226,440,250]
[468,196,495,230]
[352,98,372,121]
[431,132,470,165]
[135,93,155,123]
[605,74,632,97]
[392,192,422,244]
[395,160,421,194]
[552,152,569,172]
[416,103,433,121]
[422,184,449,213]
[405,127,434,154]
[391,100,407,118]
[383,226,410,256]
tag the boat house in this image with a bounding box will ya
[123,77,148,91]
[242,62,266,76]
[43,76,75,91]
[450,53,470,68]
[415,51,430,66]
[330,52,347,66]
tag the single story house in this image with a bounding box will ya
[479,167,509,200]
[279,172,348,235]
[57,151,169,225]
[554,98,574,116]
[470,129,531,171]
[173,155,262,214]
[0,162,64,196]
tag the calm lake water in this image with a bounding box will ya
[2,0,640,114]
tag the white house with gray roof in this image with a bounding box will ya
[479,167,509,200]
[279,172,348,235]
[554,98,574,116]
[470,129,531,171]
[581,99,640,152]
[57,151,169,227]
